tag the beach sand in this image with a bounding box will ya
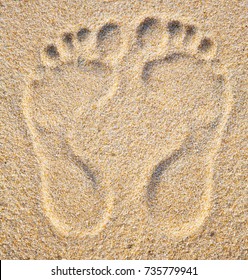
[0,0,247,259]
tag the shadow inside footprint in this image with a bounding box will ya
[45,44,60,59]
[147,145,185,203]
[167,20,182,36]
[97,23,121,56]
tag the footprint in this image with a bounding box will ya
[133,17,233,238]
[23,16,233,241]
[22,22,123,237]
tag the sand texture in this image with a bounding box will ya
[0,0,247,259]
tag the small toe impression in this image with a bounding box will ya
[62,32,74,48]
[45,44,60,59]
[97,23,121,57]
[167,20,182,36]
[42,44,61,66]
[198,37,213,52]
[184,25,197,42]
[77,28,90,42]
[197,37,216,58]
[136,17,164,48]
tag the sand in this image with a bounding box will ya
[0,0,247,260]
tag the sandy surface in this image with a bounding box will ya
[0,0,247,259]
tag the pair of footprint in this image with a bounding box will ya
[22,17,232,238]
